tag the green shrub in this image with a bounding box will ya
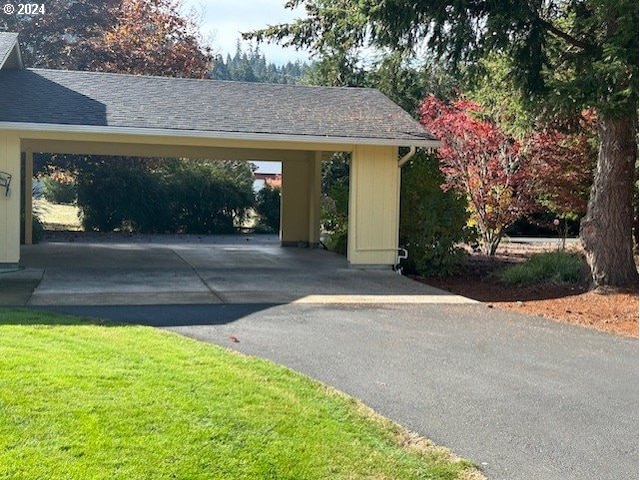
[322,181,349,254]
[77,159,169,233]
[76,158,255,234]
[21,199,46,244]
[499,251,588,285]
[43,175,77,204]
[164,160,254,234]
[255,185,281,232]
[31,214,45,243]
[399,152,472,276]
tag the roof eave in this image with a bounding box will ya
[0,121,441,149]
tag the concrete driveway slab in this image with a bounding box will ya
[22,243,218,306]
[0,268,43,305]
[20,237,474,306]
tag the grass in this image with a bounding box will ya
[0,309,481,480]
[498,251,587,285]
[34,198,82,231]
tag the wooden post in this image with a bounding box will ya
[24,149,33,245]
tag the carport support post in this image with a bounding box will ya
[347,145,400,267]
[0,134,22,266]
[280,152,321,247]
[24,149,33,245]
[308,151,322,247]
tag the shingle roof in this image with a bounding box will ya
[0,68,437,146]
[0,32,19,69]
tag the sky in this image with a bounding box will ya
[181,0,311,65]
[179,1,307,175]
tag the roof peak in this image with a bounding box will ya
[0,31,21,71]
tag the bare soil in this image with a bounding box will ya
[417,244,638,338]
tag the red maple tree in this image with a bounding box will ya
[419,95,535,255]
[525,114,596,219]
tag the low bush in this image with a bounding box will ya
[399,153,472,276]
[77,159,168,233]
[321,181,349,254]
[42,174,77,204]
[76,158,255,234]
[255,185,281,232]
[165,160,254,234]
[499,251,588,285]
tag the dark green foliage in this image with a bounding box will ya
[255,185,281,233]
[321,153,350,195]
[76,158,254,234]
[321,155,350,255]
[399,153,472,276]
[163,160,255,234]
[322,182,349,255]
[499,251,588,285]
[250,0,637,117]
[31,214,45,243]
[77,159,168,233]
[211,41,309,84]
[366,53,458,115]
[20,199,45,244]
[42,176,77,205]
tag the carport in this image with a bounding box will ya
[0,32,439,268]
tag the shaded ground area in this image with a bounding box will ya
[420,244,638,338]
[2,233,473,306]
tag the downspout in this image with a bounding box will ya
[398,145,416,168]
[394,145,416,273]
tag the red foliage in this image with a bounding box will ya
[419,95,535,255]
[524,114,596,218]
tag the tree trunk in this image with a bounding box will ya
[580,114,638,288]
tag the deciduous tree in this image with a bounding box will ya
[1,0,212,77]
[525,114,597,224]
[88,0,211,78]
[419,95,533,255]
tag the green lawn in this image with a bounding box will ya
[0,309,481,480]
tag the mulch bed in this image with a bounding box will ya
[415,253,638,338]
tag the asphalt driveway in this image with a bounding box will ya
[8,235,638,479]
[41,302,639,480]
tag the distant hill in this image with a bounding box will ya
[211,41,310,84]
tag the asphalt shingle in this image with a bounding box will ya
[0,68,437,145]
[0,32,18,69]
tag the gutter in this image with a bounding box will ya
[398,145,417,167]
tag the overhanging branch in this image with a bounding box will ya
[537,17,591,50]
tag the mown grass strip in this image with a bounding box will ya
[0,309,481,480]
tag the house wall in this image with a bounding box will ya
[0,134,21,265]
[348,145,400,266]
[281,151,321,246]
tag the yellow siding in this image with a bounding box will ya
[348,145,400,265]
[281,159,311,243]
[0,134,21,264]
[281,152,322,245]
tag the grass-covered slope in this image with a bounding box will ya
[0,309,480,480]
